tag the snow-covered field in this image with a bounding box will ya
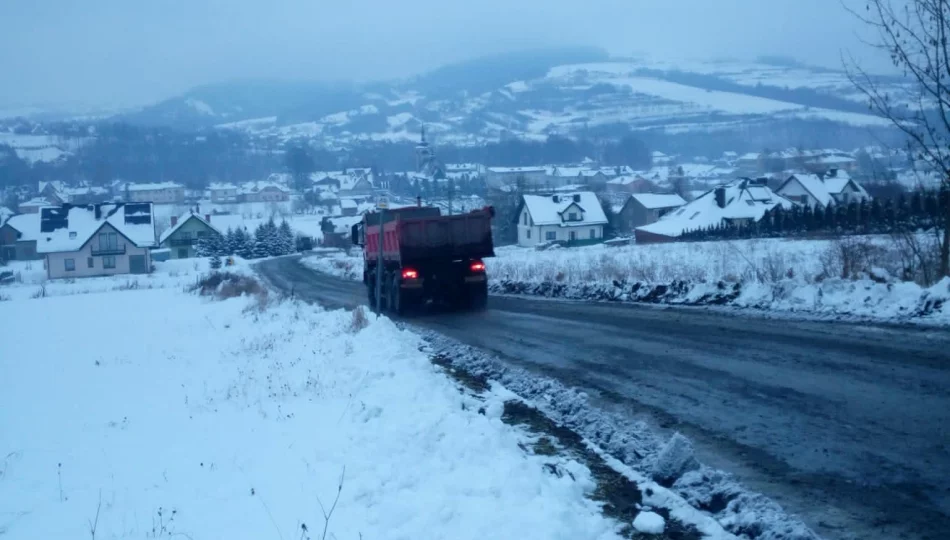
[0,258,252,301]
[300,237,950,324]
[1,276,640,539]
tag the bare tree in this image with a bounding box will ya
[844,0,950,277]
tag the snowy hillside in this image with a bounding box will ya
[110,52,903,148]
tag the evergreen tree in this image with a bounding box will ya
[211,231,227,256]
[802,204,814,231]
[252,223,270,259]
[225,227,238,255]
[278,220,295,255]
[235,227,254,259]
[812,203,825,231]
[210,255,223,270]
[825,204,836,229]
[195,234,214,257]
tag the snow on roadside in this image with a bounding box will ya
[0,285,624,539]
[299,240,950,325]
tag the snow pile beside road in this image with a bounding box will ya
[299,245,949,324]
[300,249,363,280]
[422,336,818,540]
[0,286,625,540]
[491,275,949,324]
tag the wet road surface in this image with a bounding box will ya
[258,256,950,540]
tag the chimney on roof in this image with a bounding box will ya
[205,214,211,223]
[827,168,838,178]
[573,194,581,202]
[552,195,560,203]
[171,216,178,227]
[715,187,727,209]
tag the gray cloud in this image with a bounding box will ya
[0,0,888,110]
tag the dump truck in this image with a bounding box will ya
[351,204,495,315]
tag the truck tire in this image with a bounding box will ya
[366,271,378,311]
[465,283,488,311]
[389,275,408,316]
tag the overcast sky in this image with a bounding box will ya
[0,0,887,111]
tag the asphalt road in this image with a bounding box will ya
[257,256,950,540]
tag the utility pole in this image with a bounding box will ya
[374,196,388,317]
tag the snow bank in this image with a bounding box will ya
[422,335,815,540]
[297,240,950,325]
[0,287,622,539]
[633,511,666,534]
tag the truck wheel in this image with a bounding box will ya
[367,284,377,310]
[389,276,407,316]
[468,285,488,311]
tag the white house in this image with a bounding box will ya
[209,182,239,203]
[777,170,870,207]
[36,202,157,279]
[516,191,608,247]
[125,182,185,204]
[635,179,794,243]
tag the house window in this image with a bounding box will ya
[64,258,75,271]
[69,231,77,239]
[569,230,577,241]
[87,257,94,268]
[590,229,596,239]
[523,213,528,226]
[526,229,531,239]
[103,256,116,269]
[99,232,118,250]
[178,249,188,258]
[568,212,578,221]
[545,231,556,241]
[799,195,808,205]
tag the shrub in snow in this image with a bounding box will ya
[349,306,369,333]
[651,432,699,487]
[632,511,665,535]
[193,272,266,301]
[210,256,223,270]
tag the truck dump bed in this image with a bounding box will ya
[363,206,494,264]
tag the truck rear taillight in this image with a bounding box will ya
[401,268,419,280]
[470,261,486,272]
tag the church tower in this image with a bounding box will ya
[415,125,433,172]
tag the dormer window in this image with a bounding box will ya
[568,212,579,221]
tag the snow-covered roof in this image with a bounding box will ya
[630,193,686,210]
[240,180,289,194]
[159,212,220,244]
[340,199,358,209]
[487,166,546,173]
[522,192,608,227]
[126,181,183,192]
[637,180,793,238]
[810,155,857,165]
[607,175,649,186]
[445,163,481,172]
[208,182,238,190]
[3,212,41,241]
[37,203,156,253]
[19,197,52,208]
[326,215,364,234]
[780,174,834,206]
